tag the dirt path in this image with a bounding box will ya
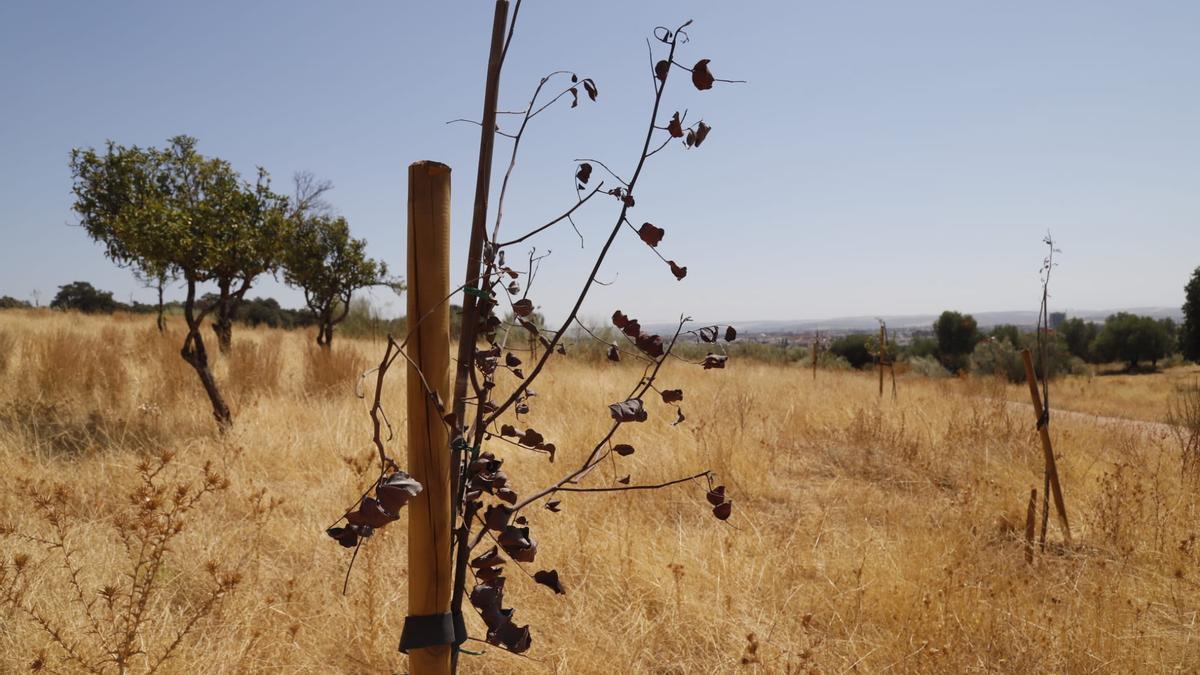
[1002,399,1176,437]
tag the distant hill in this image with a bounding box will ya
[657,307,1184,335]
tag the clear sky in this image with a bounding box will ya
[2,1,1197,324]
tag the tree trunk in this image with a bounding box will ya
[155,279,166,333]
[183,278,232,429]
[448,4,509,672]
[315,314,332,349]
[212,306,233,354]
[182,328,232,428]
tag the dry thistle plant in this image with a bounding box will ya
[0,450,238,674]
[323,3,741,668]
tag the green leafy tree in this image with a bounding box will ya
[988,324,1022,347]
[1057,317,1098,362]
[933,310,980,372]
[829,333,874,369]
[282,214,390,348]
[70,135,285,427]
[1091,312,1173,370]
[49,281,122,313]
[0,296,32,309]
[972,331,1082,382]
[1183,266,1200,362]
[901,335,938,360]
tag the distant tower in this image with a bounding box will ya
[1049,311,1066,329]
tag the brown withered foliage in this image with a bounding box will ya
[323,7,742,666]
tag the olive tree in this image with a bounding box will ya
[70,135,286,427]
[282,213,390,348]
[933,310,980,372]
[279,172,392,348]
[1091,312,1174,370]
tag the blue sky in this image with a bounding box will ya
[1,1,1197,323]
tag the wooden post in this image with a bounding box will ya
[811,333,819,381]
[878,325,885,398]
[889,348,897,399]
[1020,348,1072,547]
[406,160,453,674]
[1024,488,1037,564]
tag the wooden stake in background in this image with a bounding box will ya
[878,325,886,398]
[1021,348,1072,548]
[811,331,819,381]
[406,160,453,674]
[1024,488,1037,564]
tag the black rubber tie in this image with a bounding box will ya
[399,612,462,653]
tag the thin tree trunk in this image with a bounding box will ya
[155,278,166,333]
[182,279,232,428]
[212,313,233,354]
[185,335,232,428]
[449,4,509,672]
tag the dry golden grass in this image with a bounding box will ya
[2,309,1200,673]
[1001,364,1200,423]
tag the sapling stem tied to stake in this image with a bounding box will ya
[324,3,742,670]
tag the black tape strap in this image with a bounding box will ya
[398,612,466,653]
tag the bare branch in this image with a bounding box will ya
[554,470,711,493]
[484,25,690,426]
[573,158,629,187]
[497,184,603,247]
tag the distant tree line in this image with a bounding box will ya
[3,282,316,330]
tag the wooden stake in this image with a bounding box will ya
[890,351,897,399]
[1024,488,1037,564]
[1020,348,1072,547]
[878,325,885,398]
[406,160,453,674]
[811,332,819,381]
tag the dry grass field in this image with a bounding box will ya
[3,309,1200,673]
[999,365,1200,425]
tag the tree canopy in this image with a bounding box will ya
[281,214,389,347]
[933,310,980,372]
[1057,317,1098,362]
[828,333,874,369]
[49,281,121,313]
[1182,266,1200,362]
[69,135,287,426]
[1091,312,1174,369]
[70,135,287,353]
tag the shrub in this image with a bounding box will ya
[829,334,874,369]
[908,355,950,378]
[0,451,238,673]
[899,335,937,360]
[969,332,1085,382]
[0,296,32,310]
